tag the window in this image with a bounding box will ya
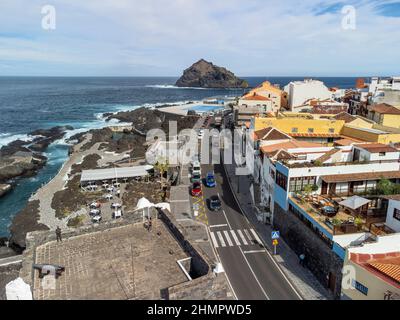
[308,128,314,133]
[394,208,400,222]
[276,171,288,191]
[379,152,386,156]
[289,176,317,192]
[353,280,368,296]
[292,127,298,133]
[329,128,335,134]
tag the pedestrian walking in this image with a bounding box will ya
[56,226,62,242]
[299,253,305,267]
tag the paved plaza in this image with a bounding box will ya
[32,222,189,300]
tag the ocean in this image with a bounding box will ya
[0,76,360,237]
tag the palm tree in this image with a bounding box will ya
[154,157,169,190]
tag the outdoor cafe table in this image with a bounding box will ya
[104,194,113,200]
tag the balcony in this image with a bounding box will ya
[289,193,389,237]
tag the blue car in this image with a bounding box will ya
[205,172,216,188]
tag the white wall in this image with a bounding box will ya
[386,199,400,232]
[284,80,332,109]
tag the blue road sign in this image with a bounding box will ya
[272,231,280,240]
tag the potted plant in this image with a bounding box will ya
[354,217,364,231]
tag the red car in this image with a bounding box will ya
[191,182,202,197]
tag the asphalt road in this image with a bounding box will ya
[192,124,301,300]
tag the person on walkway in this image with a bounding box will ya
[56,226,62,242]
[299,253,306,267]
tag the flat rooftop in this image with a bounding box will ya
[32,222,189,300]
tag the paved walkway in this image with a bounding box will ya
[223,161,333,300]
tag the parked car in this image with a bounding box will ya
[113,210,123,219]
[191,173,202,183]
[192,161,201,175]
[209,195,222,211]
[205,172,216,188]
[92,215,102,223]
[191,182,202,197]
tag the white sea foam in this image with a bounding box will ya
[0,133,33,148]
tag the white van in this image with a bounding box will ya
[192,161,201,175]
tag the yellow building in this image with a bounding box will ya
[368,103,400,129]
[341,125,400,144]
[243,81,288,110]
[342,247,400,300]
[252,113,400,145]
[251,116,345,145]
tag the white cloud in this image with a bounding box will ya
[0,0,399,76]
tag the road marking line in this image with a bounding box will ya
[239,247,270,300]
[216,231,226,247]
[244,229,254,243]
[210,232,219,248]
[223,231,234,247]
[230,230,241,246]
[250,229,263,245]
[222,210,232,230]
[237,230,248,246]
[209,224,228,228]
[243,250,268,254]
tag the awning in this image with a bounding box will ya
[339,196,371,210]
[81,165,153,183]
[321,171,400,183]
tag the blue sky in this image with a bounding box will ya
[0,0,399,76]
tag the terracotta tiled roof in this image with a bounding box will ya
[334,137,364,146]
[350,252,400,287]
[370,103,400,115]
[355,143,399,153]
[369,262,400,284]
[333,112,357,123]
[322,171,400,183]
[254,127,291,141]
[242,93,271,101]
[261,140,322,153]
[315,148,341,163]
[264,149,297,161]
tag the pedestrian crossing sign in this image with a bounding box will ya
[272,239,278,246]
[272,231,280,239]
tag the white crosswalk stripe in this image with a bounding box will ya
[210,228,264,248]
[230,230,241,246]
[210,232,219,248]
[250,229,263,245]
[223,231,234,247]
[216,231,226,247]
[237,230,248,246]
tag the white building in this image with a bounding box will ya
[369,77,400,94]
[384,195,400,233]
[284,79,333,111]
[342,233,400,300]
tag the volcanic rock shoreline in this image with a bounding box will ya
[0,126,74,196]
[5,107,200,251]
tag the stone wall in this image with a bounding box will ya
[273,203,343,299]
[158,209,210,278]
